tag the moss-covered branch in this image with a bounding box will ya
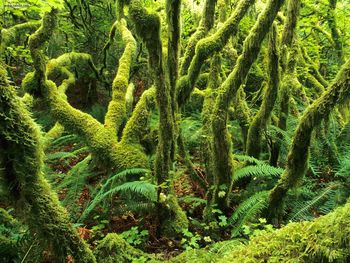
[327,0,344,65]
[121,87,156,145]
[246,23,279,158]
[267,58,350,222]
[179,0,217,76]
[27,11,148,171]
[210,0,285,209]
[0,65,96,262]
[270,0,300,166]
[177,0,255,106]
[104,19,137,138]
[0,21,40,53]
[129,0,188,235]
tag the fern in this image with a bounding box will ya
[46,147,88,161]
[96,168,150,199]
[228,191,269,237]
[180,112,203,151]
[78,168,152,222]
[113,181,157,201]
[52,155,93,218]
[288,184,339,222]
[232,164,284,184]
[233,154,265,165]
[50,134,79,147]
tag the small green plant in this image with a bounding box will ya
[240,218,274,238]
[90,215,109,240]
[181,228,202,250]
[120,226,149,248]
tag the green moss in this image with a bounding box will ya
[95,233,154,263]
[26,10,148,172]
[222,200,350,262]
[211,0,285,210]
[176,0,255,106]
[160,194,189,237]
[21,71,40,95]
[0,64,96,262]
[185,88,205,112]
[129,0,188,236]
[233,87,251,151]
[0,21,40,53]
[125,83,136,117]
[121,87,156,145]
[179,0,217,76]
[44,122,64,149]
[268,58,350,221]
[105,19,137,138]
[246,24,279,158]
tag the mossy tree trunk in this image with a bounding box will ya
[267,58,350,223]
[269,0,300,166]
[210,0,285,211]
[0,64,96,262]
[128,0,188,236]
[327,0,344,66]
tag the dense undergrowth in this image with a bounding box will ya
[1,0,350,262]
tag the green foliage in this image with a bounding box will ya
[181,228,202,250]
[79,168,155,222]
[288,183,340,222]
[55,155,93,218]
[120,226,149,248]
[229,191,269,238]
[232,164,284,184]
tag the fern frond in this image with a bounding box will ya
[233,154,265,165]
[78,168,152,222]
[56,155,92,191]
[288,184,340,222]
[114,181,157,201]
[51,134,78,147]
[232,165,283,184]
[229,191,269,237]
[98,168,150,198]
[118,201,156,214]
[46,147,88,161]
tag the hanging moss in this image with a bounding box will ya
[0,65,96,262]
[246,24,279,158]
[267,58,350,222]
[177,0,255,106]
[210,0,285,210]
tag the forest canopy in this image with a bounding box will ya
[1,0,350,262]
